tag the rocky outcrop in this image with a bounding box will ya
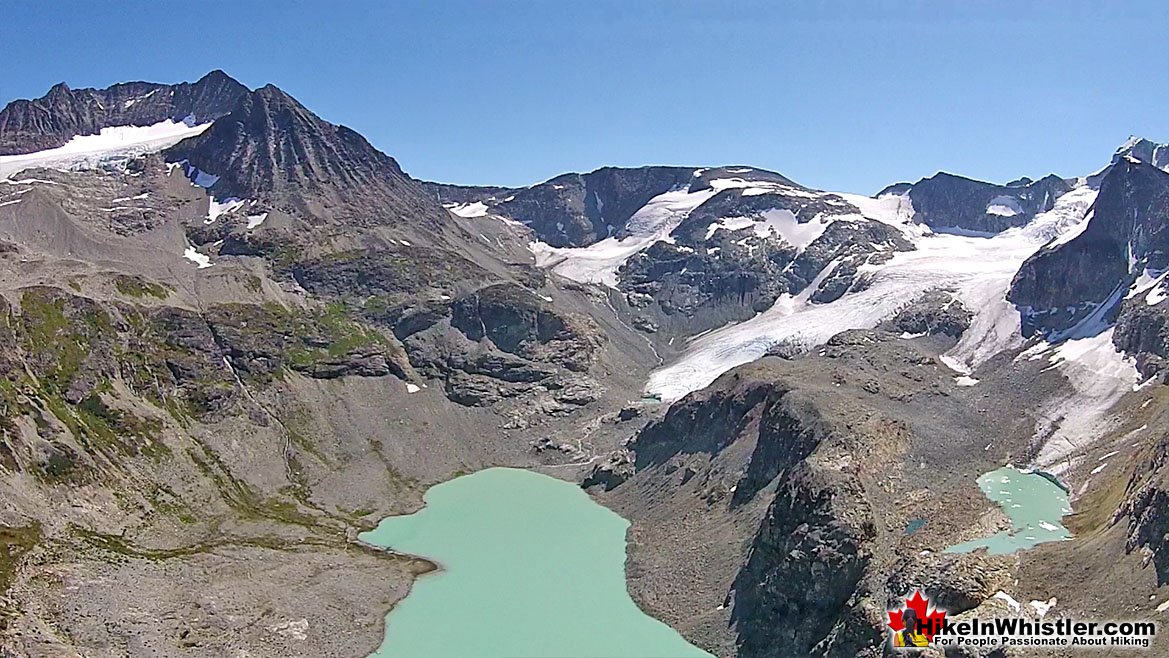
[0,70,247,155]
[1114,301,1169,378]
[904,171,1070,234]
[618,217,912,335]
[450,283,602,372]
[885,289,973,339]
[490,166,697,247]
[289,248,489,300]
[731,465,877,658]
[421,182,517,206]
[619,240,795,333]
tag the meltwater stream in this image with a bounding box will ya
[360,468,713,658]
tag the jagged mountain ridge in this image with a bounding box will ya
[893,171,1073,234]
[0,70,248,155]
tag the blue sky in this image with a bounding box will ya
[2,1,1166,193]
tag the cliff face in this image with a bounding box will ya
[0,70,248,155]
[905,171,1071,234]
[1009,159,1169,339]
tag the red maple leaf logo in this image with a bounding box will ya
[887,590,947,641]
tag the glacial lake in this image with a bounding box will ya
[944,466,1072,555]
[360,467,714,658]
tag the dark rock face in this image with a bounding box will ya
[1120,428,1169,586]
[1009,158,1169,337]
[165,85,450,227]
[619,217,912,335]
[1114,301,1169,377]
[0,70,248,155]
[619,240,795,332]
[421,182,516,206]
[886,289,973,339]
[789,220,910,302]
[491,166,697,247]
[450,283,602,372]
[614,366,883,657]
[289,248,488,300]
[731,467,876,658]
[906,172,1070,234]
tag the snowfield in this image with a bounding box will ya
[0,120,211,179]
[646,186,1107,402]
[447,201,490,218]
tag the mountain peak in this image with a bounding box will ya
[198,69,237,84]
[1114,135,1169,170]
[164,83,445,228]
[46,82,71,98]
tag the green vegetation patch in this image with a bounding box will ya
[0,522,41,594]
[114,275,171,299]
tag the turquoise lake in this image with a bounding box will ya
[360,467,714,658]
[944,466,1072,555]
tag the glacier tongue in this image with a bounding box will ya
[646,185,1103,402]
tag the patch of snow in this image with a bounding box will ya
[0,199,22,208]
[1030,598,1057,618]
[1034,328,1141,469]
[1090,463,1107,475]
[529,187,717,287]
[1127,268,1167,301]
[206,197,244,224]
[1158,599,1169,613]
[1148,280,1169,306]
[705,209,835,251]
[448,201,489,218]
[246,212,268,229]
[183,246,212,269]
[111,192,150,202]
[0,120,211,179]
[994,591,1022,613]
[986,195,1023,217]
[406,383,421,393]
[191,168,219,188]
[954,376,980,386]
[940,355,972,375]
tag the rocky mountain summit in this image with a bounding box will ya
[166,83,450,229]
[882,171,1072,234]
[2,70,1169,658]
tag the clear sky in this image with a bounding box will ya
[2,1,1166,194]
